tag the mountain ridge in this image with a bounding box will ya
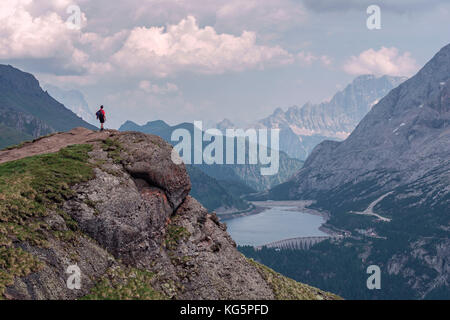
[256,74,407,159]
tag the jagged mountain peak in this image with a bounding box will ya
[273,107,286,115]
[145,119,170,126]
[257,74,407,160]
[216,118,235,130]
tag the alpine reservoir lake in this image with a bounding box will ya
[223,201,328,247]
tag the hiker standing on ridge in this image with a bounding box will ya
[96,105,106,131]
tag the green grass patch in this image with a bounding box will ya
[102,138,124,164]
[0,246,44,297]
[0,144,94,296]
[82,267,167,300]
[165,223,191,251]
[83,199,101,216]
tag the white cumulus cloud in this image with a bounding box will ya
[0,1,69,59]
[0,1,304,80]
[0,0,91,73]
[112,16,294,77]
[343,47,419,77]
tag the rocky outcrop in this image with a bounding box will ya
[0,128,338,300]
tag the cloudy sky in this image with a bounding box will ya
[1,0,449,128]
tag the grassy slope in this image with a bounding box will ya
[0,144,95,296]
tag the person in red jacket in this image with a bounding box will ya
[96,105,106,131]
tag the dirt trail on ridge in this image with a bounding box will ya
[0,127,113,164]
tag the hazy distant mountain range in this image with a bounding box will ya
[0,64,96,149]
[254,75,407,159]
[44,84,97,125]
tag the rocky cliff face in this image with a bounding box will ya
[257,75,406,159]
[0,128,338,300]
